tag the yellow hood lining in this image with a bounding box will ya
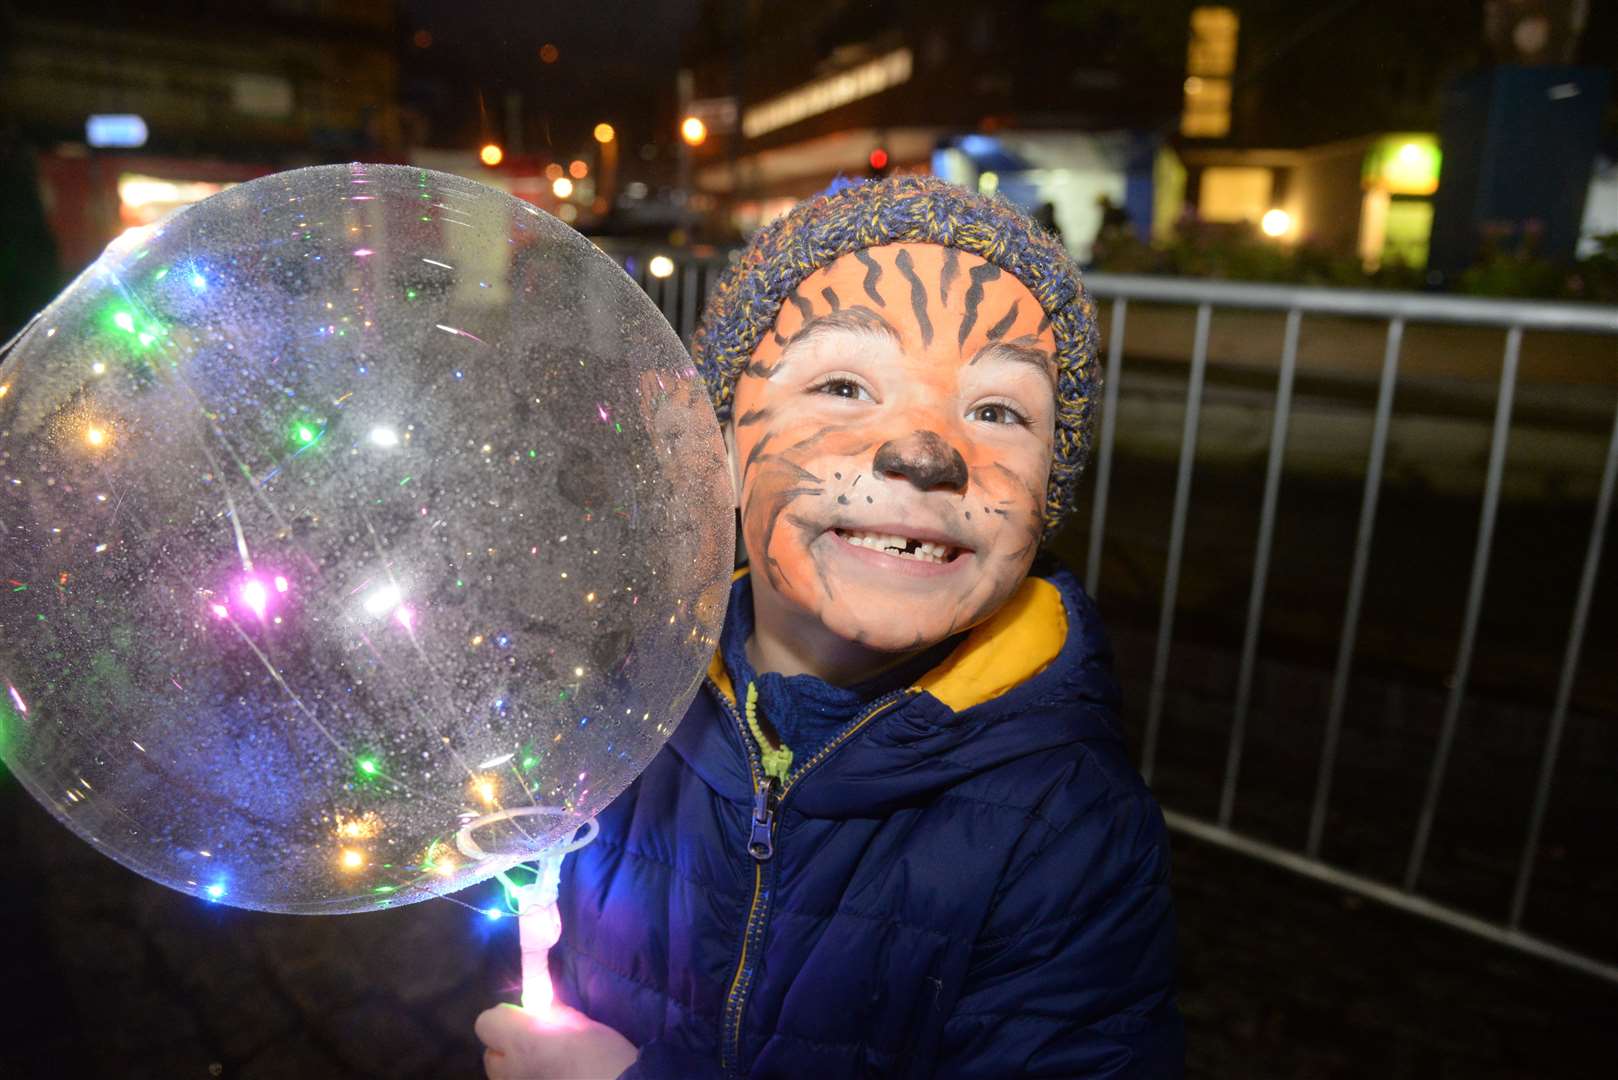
[707,570,1069,714]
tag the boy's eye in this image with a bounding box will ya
[814,378,872,401]
[972,402,1027,426]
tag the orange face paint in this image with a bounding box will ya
[729,242,1057,680]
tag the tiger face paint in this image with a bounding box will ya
[729,242,1057,680]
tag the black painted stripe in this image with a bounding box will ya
[893,248,933,347]
[736,406,773,427]
[986,301,1019,341]
[957,263,1002,348]
[939,248,960,306]
[787,292,814,325]
[854,249,886,307]
[820,287,841,312]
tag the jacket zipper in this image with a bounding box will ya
[715,681,915,1076]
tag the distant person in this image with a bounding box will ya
[475,176,1183,1078]
[1034,199,1064,240]
[0,127,61,341]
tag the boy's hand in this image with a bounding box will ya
[476,1002,639,1079]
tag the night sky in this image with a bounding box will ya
[397,0,703,165]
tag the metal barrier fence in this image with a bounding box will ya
[604,243,1618,986]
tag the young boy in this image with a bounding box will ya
[476,176,1183,1078]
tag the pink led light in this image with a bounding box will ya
[242,578,270,620]
[353,248,375,256]
[395,606,416,630]
[595,403,611,423]
[274,575,289,593]
[211,603,229,619]
[7,684,27,714]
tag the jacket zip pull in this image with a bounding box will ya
[747,780,777,861]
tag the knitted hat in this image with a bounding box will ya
[690,174,1100,537]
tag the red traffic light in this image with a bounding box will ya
[868,148,889,171]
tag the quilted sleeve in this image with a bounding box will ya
[615,1039,726,1079]
[933,786,1184,1079]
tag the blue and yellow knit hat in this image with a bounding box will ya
[690,174,1100,537]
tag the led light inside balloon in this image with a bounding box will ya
[241,578,270,619]
[363,583,403,618]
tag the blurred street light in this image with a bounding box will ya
[1261,208,1293,237]
[649,255,675,279]
[552,177,574,199]
[479,143,504,167]
[595,122,620,212]
[539,43,559,64]
[569,159,588,179]
[680,116,708,147]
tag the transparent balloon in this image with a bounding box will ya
[0,164,733,914]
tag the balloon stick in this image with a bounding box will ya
[460,810,599,1017]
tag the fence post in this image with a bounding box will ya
[1405,326,1521,892]
[1142,302,1211,785]
[1086,297,1127,598]
[1308,317,1404,859]
[1509,387,1618,928]
[1220,307,1302,827]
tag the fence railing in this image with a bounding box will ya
[603,243,1618,986]
[1081,274,1618,987]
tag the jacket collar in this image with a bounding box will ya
[673,564,1120,813]
[703,569,1068,713]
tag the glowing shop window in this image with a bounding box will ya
[1197,166,1272,224]
[118,174,235,228]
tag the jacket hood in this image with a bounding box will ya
[665,564,1124,817]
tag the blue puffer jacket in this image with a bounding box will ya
[552,567,1183,1078]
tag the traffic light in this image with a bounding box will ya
[867,147,890,176]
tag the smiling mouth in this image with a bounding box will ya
[832,528,968,565]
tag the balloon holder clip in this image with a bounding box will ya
[456,807,599,1015]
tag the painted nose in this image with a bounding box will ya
[872,430,969,494]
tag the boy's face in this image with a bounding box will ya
[729,242,1057,653]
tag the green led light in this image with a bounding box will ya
[357,756,379,776]
[297,426,316,444]
[113,311,136,333]
[522,756,537,770]
[373,885,396,894]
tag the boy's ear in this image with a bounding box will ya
[722,422,741,511]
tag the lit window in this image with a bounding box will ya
[1181,7,1239,138]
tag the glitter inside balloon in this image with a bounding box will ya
[0,164,733,914]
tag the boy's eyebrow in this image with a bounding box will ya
[967,340,1056,384]
[780,306,902,361]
